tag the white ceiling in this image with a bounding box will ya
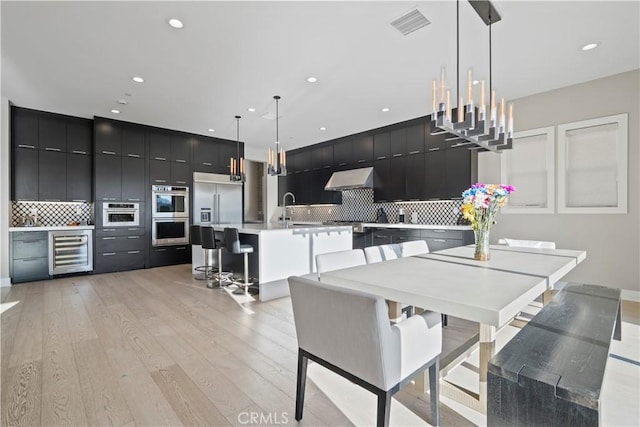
[2,1,639,152]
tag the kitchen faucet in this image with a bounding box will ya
[282,192,296,226]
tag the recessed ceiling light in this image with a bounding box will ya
[168,18,184,29]
[208,128,215,132]
[111,109,120,114]
[319,127,327,131]
[247,108,256,112]
[307,77,318,83]
[116,99,128,105]
[132,76,144,83]
[381,107,390,112]
[472,80,479,85]
[582,42,599,51]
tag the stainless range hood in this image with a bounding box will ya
[324,167,374,191]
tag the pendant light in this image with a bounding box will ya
[230,115,245,182]
[267,95,287,176]
[430,0,513,152]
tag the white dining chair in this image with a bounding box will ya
[288,275,441,427]
[363,244,401,264]
[316,249,367,279]
[399,240,430,256]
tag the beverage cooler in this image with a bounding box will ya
[49,229,93,275]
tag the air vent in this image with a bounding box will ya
[390,9,430,36]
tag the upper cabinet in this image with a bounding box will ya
[333,138,353,167]
[121,125,145,158]
[148,129,171,161]
[170,134,191,163]
[406,123,425,155]
[352,135,373,164]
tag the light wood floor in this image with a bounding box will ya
[2,265,481,427]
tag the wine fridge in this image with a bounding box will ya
[49,229,93,275]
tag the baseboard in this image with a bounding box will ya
[622,289,640,302]
[0,277,11,287]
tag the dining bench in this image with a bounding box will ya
[487,283,622,426]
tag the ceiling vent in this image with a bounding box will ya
[390,8,430,36]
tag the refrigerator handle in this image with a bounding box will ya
[217,194,221,224]
[213,194,217,224]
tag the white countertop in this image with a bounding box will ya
[9,225,95,232]
[206,223,352,235]
[361,223,472,230]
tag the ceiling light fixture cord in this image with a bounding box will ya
[489,19,492,99]
[456,0,460,106]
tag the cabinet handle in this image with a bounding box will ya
[21,240,42,244]
[176,181,186,184]
[428,147,440,152]
[376,156,387,160]
[202,162,212,166]
[176,159,186,163]
[103,252,116,256]
[72,150,87,155]
[127,236,140,239]
[392,153,403,157]
[72,199,86,202]
[21,258,42,262]
[127,153,141,158]
[102,150,116,155]
[127,198,140,201]
[127,228,139,231]
[156,248,167,252]
[323,165,331,169]
[102,237,116,240]
[18,144,36,149]
[357,160,367,163]
[433,229,446,233]
[155,179,167,183]
[45,199,61,202]
[433,239,447,243]
[155,157,166,161]
[409,150,420,154]
[127,250,140,254]
[175,247,186,250]
[103,229,116,232]
[338,163,347,166]
[45,147,61,152]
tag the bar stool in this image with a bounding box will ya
[190,225,208,280]
[199,226,219,288]
[224,227,255,295]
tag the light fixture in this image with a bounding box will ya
[230,115,246,182]
[168,18,184,29]
[111,109,120,114]
[381,107,390,112]
[116,99,128,105]
[208,128,215,132]
[582,42,599,51]
[319,127,327,131]
[132,76,144,83]
[306,77,317,83]
[430,0,513,152]
[247,107,256,112]
[267,95,287,176]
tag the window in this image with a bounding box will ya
[557,114,628,214]
[500,126,555,214]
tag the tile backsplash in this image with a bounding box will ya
[286,189,466,225]
[12,201,93,227]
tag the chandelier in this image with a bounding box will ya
[230,115,245,182]
[431,0,513,152]
[267,95,287,176]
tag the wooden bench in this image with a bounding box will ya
[487,283,621,426]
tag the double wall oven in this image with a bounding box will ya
[151,185,190,246]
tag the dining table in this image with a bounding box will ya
[318,244,586,413]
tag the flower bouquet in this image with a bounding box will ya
[461,183,516,261]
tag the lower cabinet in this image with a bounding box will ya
[149,245,191,268]
[364,227,474,252]
[94,227,146,274]
[10,231,49,283]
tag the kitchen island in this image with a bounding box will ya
[192,223,352,301]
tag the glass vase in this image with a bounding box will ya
[474,228,491,261]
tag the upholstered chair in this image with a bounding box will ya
[288,276,441,427]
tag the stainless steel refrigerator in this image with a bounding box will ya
[193,172,243,226]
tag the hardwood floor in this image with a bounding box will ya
[1,265,480,426]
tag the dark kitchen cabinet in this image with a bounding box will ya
[333,138,353,167]
[374,132,390,160]
[67,119,92,155]
[171,162,191,186]
[12,146,39,201]
[374,159,392,202]
[277,174,289,207]
[445,146,472,199]
[318,168,342,204]
[10,231,49,283]
[171,134,191,163]
[311,146,323,170]
[149,245,191,268]
[39,115,66,152]
[148,130,171,161]
[299,149,312,172]
[321,144,333,168]
[94,251,145,274]
[405,153,425,201]
[38,150,66,201]
[218,141,237,174]
[121,156,145,202]
[12,107,39,149]
[389,128,406,157]
[425,127,450,152]
[149,159,171,185]
[95,119,121,155]
[406,123,425,155]
[311,145,333,170]
[353,135,373,164]
[389,155,405,201]
[425,150,447,199]
[122,125,145,158]
[95,153,122,201]
[290,171,311,205]
[192,137,219,173]
[67,152,92,202]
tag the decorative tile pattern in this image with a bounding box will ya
[286,188,466,225]
[12,201,94,227]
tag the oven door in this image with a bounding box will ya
[152,192,189,218]
[152,218,190,246]
[103,209,139,227]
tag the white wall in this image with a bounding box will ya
[1,97,11,286]
[479,70,639,296]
